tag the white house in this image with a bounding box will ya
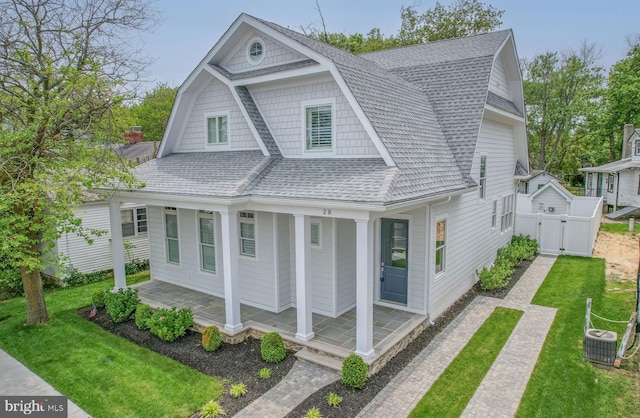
[517,170,562,194]
[581,124,640,216]
[102,14,528,362]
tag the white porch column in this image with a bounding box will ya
[109,198,126,290]
[220,209,243,332]
[355,219,375,358]
[294,214,314,341]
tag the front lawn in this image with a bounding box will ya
[517,256,640,417]
[0,272,221,418]
[600,221,640,234]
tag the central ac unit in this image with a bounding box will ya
[584,329,617,365]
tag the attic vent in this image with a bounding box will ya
[584,329,617,365]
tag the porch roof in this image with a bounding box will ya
[579,158,640,173]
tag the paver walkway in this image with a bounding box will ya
[358,255,558,418]
[0,349,90,418]
[234,361,339,417]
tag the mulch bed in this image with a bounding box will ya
[82,256,534,418]
[286,257,535,418]
[81,307,296,417]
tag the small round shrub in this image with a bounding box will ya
[260,332,286,363]
[341,354,368,389]
[229,383,247,398]
[91,289,108,308]
[202,325,222,352]
[135,304,154,330]
[258,367,271,379]
[200,400,226,418]
[104,288,139,323]
[147,307,194,342]
[304,406,323,418]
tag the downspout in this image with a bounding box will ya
[615,172,621,212]
[425,195,453,323]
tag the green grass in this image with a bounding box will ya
[409,307,524,417]
[517,256,640,417]
[600,222,640,234]
[0,272,221,418]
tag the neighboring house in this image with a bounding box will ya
[580,124,640,216]
[45,139,156,278]
[103,14,528,360]
[517,169,562,194]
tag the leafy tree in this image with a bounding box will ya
[0,0,155,325]
[522,44,604,172]
[130,83,177,141]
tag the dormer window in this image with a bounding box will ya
[247,38,265,65]
[635,139,640,156]
[205,113,228,145]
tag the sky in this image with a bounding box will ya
[138,0,640,89]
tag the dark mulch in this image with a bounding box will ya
[81,307,296,417]
[286,256,535,418]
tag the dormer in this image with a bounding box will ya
[629,126,640,162]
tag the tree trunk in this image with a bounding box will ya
[20,266,49,325]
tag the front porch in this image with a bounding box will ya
[133,280,429,372]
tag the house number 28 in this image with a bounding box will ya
[322,209,332,215]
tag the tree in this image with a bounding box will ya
[0,0,156,325]
[129,83,177,141]
[522,44,604,172]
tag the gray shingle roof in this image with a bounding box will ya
[235,86,282,158]
[212,59,317,80]
[487,91,522,117]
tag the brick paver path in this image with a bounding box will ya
[234,361,339,417]
[358,255,558,418]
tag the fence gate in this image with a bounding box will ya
[538,216,566,255]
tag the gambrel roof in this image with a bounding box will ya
[124,14,526,206]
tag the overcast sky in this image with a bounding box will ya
[138,0,640,89]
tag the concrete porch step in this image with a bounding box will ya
[295,348,343,373]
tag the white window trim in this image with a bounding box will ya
[479,154,487,199]
[491,199,497,229]
[204,111,231,149]
[434,215,447,277]
[310,218,322,248]
[164,207,180,265]
[121,207,147,238]
[607,174,614,193]
[301,97,336,156]
[197,211,217,275]
[246,37,266,66]
[239,211,257,259]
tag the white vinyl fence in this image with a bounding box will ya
[515,197,603,256]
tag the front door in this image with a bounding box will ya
[380,219,408,304]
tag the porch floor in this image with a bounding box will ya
[134,279,421,351]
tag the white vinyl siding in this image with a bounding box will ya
[198,212,215,273]
[306,105,332,150]
[206,114,228,145]
[165,208,179,264]
[239,211,256,257]
[219,31,307,73]
[489,54,511,98]
[531,188,570,214]
[335,219,356,315]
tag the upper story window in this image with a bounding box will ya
[239,211,256,257]
[247,38,265,65]
[306,105,332,150]
[608,174,615,193]
[121,207,147,237]
[206,114,228,145]
[479,155,487,199]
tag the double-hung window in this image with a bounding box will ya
[165,207,180,264]
[305,105,332,150]
[501,195,514,233]
[121,207,147,237]
[479,155,487,199]
[491,200,497,228]
[608,174,614,193]
[435,219,446,274]
[206,114,228,144]
[310,220,321,247]
[198,211,215,273]
[239,211,256,257]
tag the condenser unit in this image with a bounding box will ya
[584,329,617,365]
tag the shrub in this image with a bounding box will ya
[200,400,226,418]
[104,288,139,323]
[91,289,109,308]
[148,307,194,342]
[135,304,154,330]
[341,354,368,389]
[260,332,286,363]
[64,269,111,287]
[327,392,343,407]
[304,406,323,418]
[0,266,23,300]
[202,326,222,352]
[478,258,514,291]
[229,383,247,398]
[258,367,271,379]
[125,259,150,275]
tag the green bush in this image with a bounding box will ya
[125,259,150,275]
[104,288,139,323]
[229,383,247,398]
[341,354,368,389]
[304,407,323,418]
[258,367,271,379]
[135,304,154,330]
[148,307,194,342]
[91,289,109,308]
[478,235,538,291]
[64,269,111,287]
[327,392,343,407]
[0,266,23,299]
[260,332,286,363]
[202,325,222,352]
[200,400,226,418]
